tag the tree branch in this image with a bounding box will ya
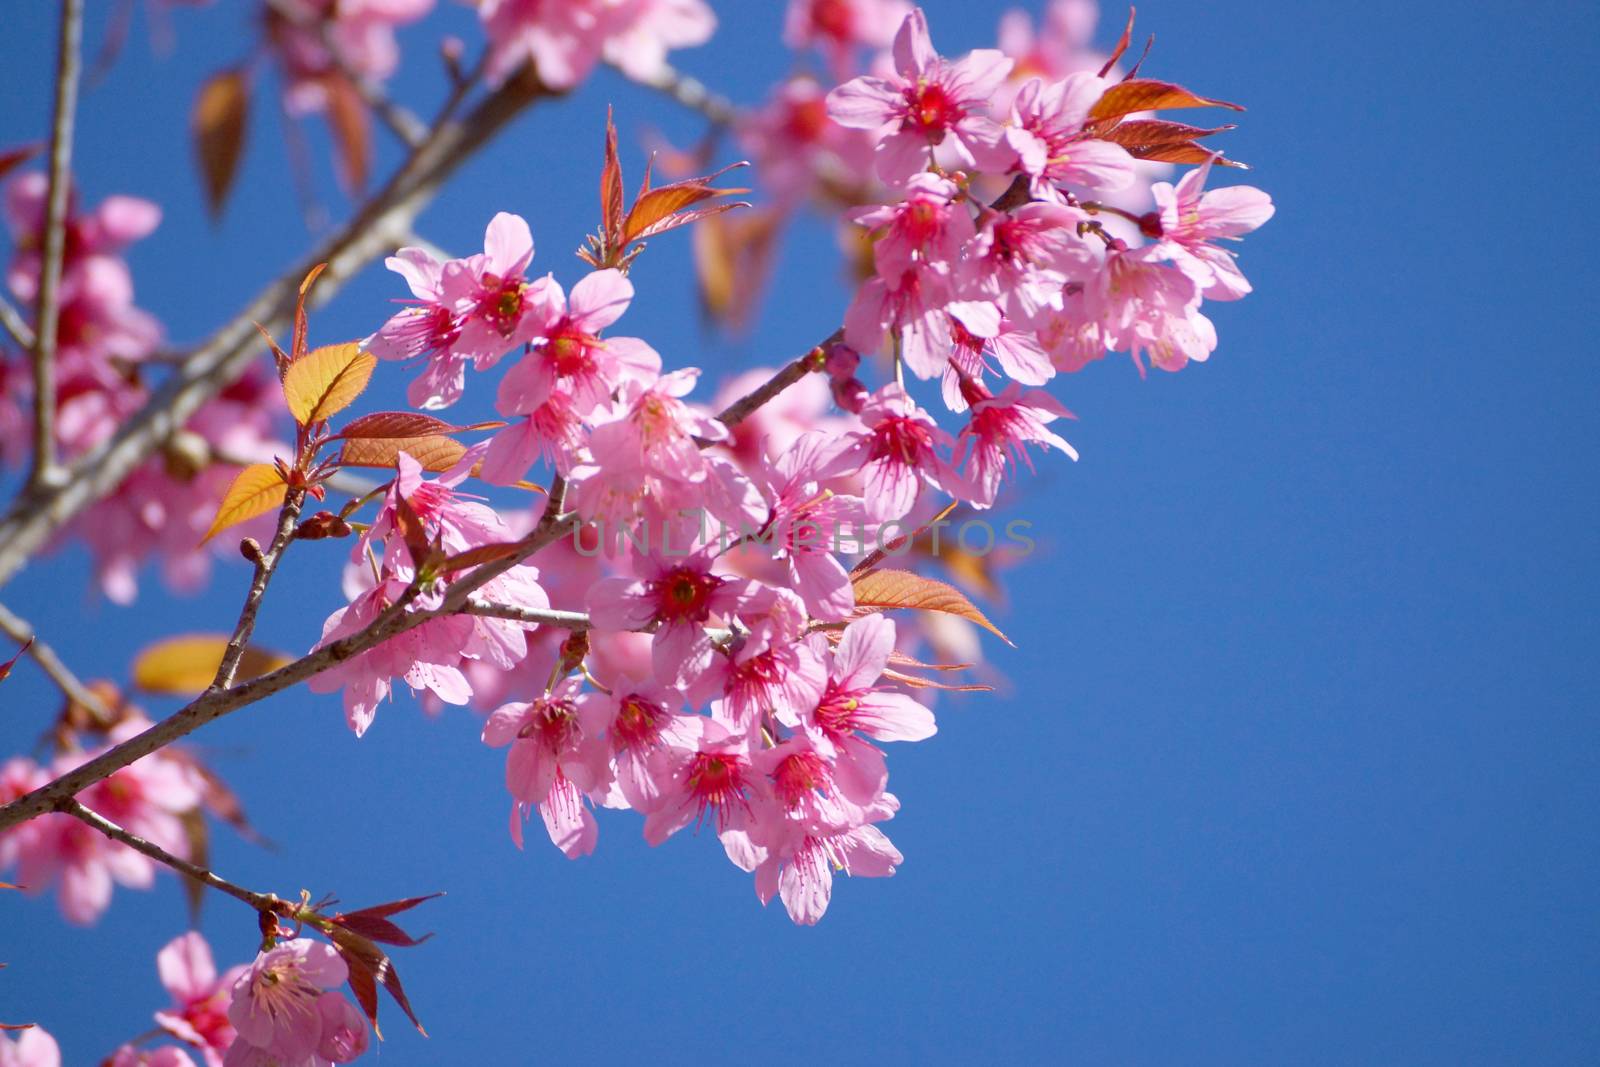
[28,0,85,492]
[58,799,278,913]
[463,601,591,630]
[0,600,111,722]
[0,67,551,591]
[709,331,836,433]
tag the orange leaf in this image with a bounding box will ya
[601,106,625,244]
[622,171,748,245]
[201,463,287,544]
[850,568,1012,645]
[132,634,293,695]
[1099,118,1236,147]
[338,434,467,473]
[293,263,328,363]
[191,69,250,219]
[283,342,376,425]
[1125,142,1246,168]
[1088,78,1244,123]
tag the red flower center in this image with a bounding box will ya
[478,273,525,334]
[869,416,935,465]
[652,567,720,624]
[686,751,748,828]
[614,695,666,749]
[545,321,597,377]
[809,0,855,42]
[773,751,830,810]
[813,683,860,738]
[904,82,962,138]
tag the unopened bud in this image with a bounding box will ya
[162,429,211,482]
[239,537,264,563]
[823,341,861,381]
[295,511,353,540]
[831,375,868,415]
[1137,212,1164,239]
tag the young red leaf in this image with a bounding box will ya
[192,68,250,219]
[324,925,427,1038]
[1097,6,1137,78]
[293,263,328,362]
[851,568,1013,646]
[0,143,42,183]
[1099,118,1236,147]
[334,412,465,441]
[601,106,625,246]
[1088,78,1244,123]
[440,542,526,573]
[1124,142,1246,167]
[0,638,30,683]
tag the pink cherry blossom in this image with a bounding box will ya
[1007,73,1138,200]
[439,212,549,369]
[827,8,1014,181]
[749,799,902,925]
[1151,157,1276,300]
[842,266,957,379]
[268,0,433,118]
[366,246,468,410]
[850,172,974,281]
[793,614,934,804]
[640,716,761,845]
[748,430,867,620]
[738,77,877,207]
[0,1027,60,1067]
[153,931,245,1067]
[225,939,362,1065]
[479,0,713,90]
[494,268,660,418]
[951,380,1077,508]
[109,1046,198,1067]
[587,549,753,687]
[483,678,610,857]
[577,679,700,813]
[785,0,910,77]
[961,201,1095,323]
[828,383,956,522]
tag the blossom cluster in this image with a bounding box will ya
[0,931,370,1066]
[0,176,284,603]
[285,5,1273,927]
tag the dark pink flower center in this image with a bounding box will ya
[477,273,526,335]
[903,82,962,138]
[813,682,861,738]
[773,751,830,810]
[651,567,720,624]
[544,320,599,377]
[869,416,934,466]
[686,751,748,827]
[519,697,579,750]
[613,695,666,749]
[809,0,855,42]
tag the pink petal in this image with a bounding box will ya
[483,211,534,276]
[568,268,633,331]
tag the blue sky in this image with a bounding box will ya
[2,1,1598,1064]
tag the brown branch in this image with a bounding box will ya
[706,331,836,437]
[28,0,85,491]
[0,601,111,722]
[59,799,278,913]
[463,601,591,630]
[0,66,551,591]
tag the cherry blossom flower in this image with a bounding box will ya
[1007,72,1138,201]
[827,8,1014,181]
[483,679,611,857]
[748,798,903,925]
[951,381,1077,508]
[0,1027,61,1067]
[479,0,713,90]
[1151,157,1276,300]
[850,172,973,281]
[785,0,910,77]
[587,549,753,688]
[828,383,957,522]
[494,268,660,418]
[109,1046,198,1067]
[225,939,364,1066]
[153,931,245,1067]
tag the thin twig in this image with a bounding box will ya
[212,489,304,691]
[0,601,111,722]
[624,61,741,128]
[707,331,836,435]
[59,799,278,913]
[464,601,591,630]
[0,294,35,352]
[28,0,85,491]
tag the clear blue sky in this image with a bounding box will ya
[2,2,1597,1063]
